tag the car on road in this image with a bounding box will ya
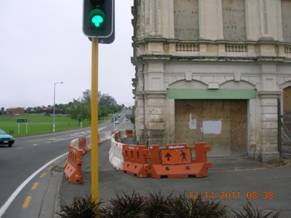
[0,129,15,147]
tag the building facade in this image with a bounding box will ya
[6,107,25,116]
[132,0,291,162]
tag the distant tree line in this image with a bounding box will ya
[0,107,5,115]
[65,90,123,121]
[1,90,123,121]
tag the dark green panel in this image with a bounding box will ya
[167,88,257,99]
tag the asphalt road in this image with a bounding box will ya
[0,128,92,206]
[0,109,129,218]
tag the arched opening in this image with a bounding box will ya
[168,80,256,157]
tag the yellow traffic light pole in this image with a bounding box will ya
[91,37,99,202]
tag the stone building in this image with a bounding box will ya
[132,0,291,162]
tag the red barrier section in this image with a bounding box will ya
[148,145,161,164]
[123,145,149,177]
[151,163,206,178]
[122,141,213,179]
[161,148,191,165]
[64,141,85,184]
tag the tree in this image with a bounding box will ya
[0,107,5,115]
[65,91,122,121]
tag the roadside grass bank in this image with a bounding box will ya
[0,113,112,137]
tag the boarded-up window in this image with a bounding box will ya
[222,0,246,41]
[282,0,291,42]
[174,0,199,40]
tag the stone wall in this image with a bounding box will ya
[132,0,291,161]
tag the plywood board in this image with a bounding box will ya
[175,100,247,156]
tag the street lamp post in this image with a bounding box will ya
[53,81,64,133]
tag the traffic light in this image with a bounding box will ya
[83,0,115,43]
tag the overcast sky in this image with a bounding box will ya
[0,0,134,108]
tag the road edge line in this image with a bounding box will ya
[0,152,68,218]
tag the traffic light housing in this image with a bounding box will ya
[83,0,115,43]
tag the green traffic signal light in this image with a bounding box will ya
[83,0,115,42]
[90,9,105,28]
[91,15,104,28]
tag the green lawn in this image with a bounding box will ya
[0,113,111,137]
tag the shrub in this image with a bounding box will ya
[232,201,280,218]
[57,196,101,218]
[57,194,280,218]
[103,192,145,218]
[143,192,172,218]
[167,194,228,218]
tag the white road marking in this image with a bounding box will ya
[33,144,38,147]
[0,152,68,218]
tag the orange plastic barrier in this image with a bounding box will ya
[148,145,161,164]
[193,142,211,163]
[122,142,213,179]
[161,148,191,165]
[64,142,84,184]
[123,145,149,177]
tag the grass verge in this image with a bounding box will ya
[0,113,112,137]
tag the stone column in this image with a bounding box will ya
[144,62,166,145]
[258,92,280,162]
[134,65,146,143]
[165,99,175,143]
[146,95,166,145]
[245,0,260,41]
[159,0,175,38]
[137,0,145,39]
[144,0,157,37]
[257,63,280,161]
[247,98,261,159]
[258,0,283,41]
[135,96,145,143]
[199,0,223,40]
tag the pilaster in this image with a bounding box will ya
[258,92,280,162]
[199,0,223,40]
[245,0,260,41]
[258,0,283,41]
[159,0,175,38]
